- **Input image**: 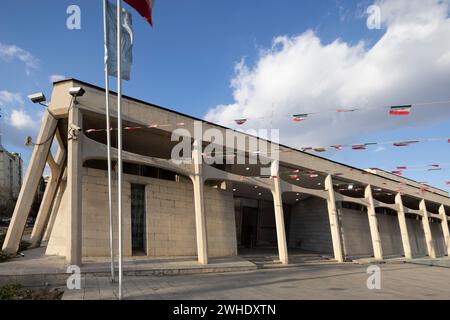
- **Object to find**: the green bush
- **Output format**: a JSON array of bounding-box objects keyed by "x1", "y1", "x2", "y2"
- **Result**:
[
  {"x1": 0, "y1": 251, "x2": 9, "y2": 263},
  {"x1": 0, "y1": 284, "x2": 63, "y2": 300},
  {"x1": 0, "y1": 284, "x2": 33, "y2": 300}
]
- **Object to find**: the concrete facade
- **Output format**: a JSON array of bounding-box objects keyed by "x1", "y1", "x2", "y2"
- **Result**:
[
  {"x1": 3, "y1": 79, "x2": 450, "y2": 267},
  {"x1": 46, "y1": 167, "x2": 236, "y2": 258}
]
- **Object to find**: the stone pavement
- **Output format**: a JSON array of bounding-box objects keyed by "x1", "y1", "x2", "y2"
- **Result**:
[
  {"x1": 0, "y1": 247, "x2": 257, "y2": 287},
  {"x1": 62, "y1": 262, "x2": 450, "y2": 300}
]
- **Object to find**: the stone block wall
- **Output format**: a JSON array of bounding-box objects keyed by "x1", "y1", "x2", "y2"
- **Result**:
[
  {"x1": 339, "y1": 208, "x2": 374, "y2": 259},
  {"x1": 376, "y1": 213, "x2": 404, "y2": 258},
  {"x1": 46, "y1": 167, "x2": 237, "y2": 258},
  {"x1": 288, "y1": 197, "x2": 333, "y2": 254}
]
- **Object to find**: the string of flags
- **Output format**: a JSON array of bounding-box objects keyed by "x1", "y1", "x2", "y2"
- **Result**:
[
  {"x1": 228, "y1": 100, "x2": 450, "y2": 126},
  {"x1": 298, "y1": 137, "x2": 449, "y2": 153}
]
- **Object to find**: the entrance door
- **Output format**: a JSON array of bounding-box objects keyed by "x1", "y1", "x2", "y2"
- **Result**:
[
  {"x1": 131, "y1": 184, "x2": 146, "y2": 254},
  {"x1": 241, "y1": 207, "x2": 258, "y2": 248}
]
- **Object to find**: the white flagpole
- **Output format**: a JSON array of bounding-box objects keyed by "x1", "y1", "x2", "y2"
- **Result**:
[
  {"x1": 116, "y1": 0, "x2": 124, "y2": 300},
  {"x1": 103, "y1": 0, "x2": 115, "y2": 284}
]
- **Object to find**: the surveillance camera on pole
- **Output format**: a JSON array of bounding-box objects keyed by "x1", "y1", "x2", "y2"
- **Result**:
[
  {"x1": 28, "y1": 92, "x2": 47, "y2": 105},
  {"x1": 69, "y1": 87, "x2": 85, "y2": 97}
]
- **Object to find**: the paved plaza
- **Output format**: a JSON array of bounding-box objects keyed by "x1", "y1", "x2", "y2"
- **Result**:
[{"x1": 62, "y1": 262, "x2": 450, "y2": 300}]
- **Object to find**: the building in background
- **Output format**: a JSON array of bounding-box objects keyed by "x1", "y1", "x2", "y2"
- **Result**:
[{"x1": 0, "y1": 138, "x2": 23, "y2": 218}]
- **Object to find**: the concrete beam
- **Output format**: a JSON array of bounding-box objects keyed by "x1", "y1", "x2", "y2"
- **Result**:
[
  {"x1": 365, "y1": 186, "x2": 383, "y2": 260},
  {"x1": 325, "y1": 175, "x2": 344, "y2": 262},
  {"x1": 439, "y1": 205, "x2": 450, "y2": 256},
  {"x1": 334, "y1": 194, "x2": 369, "y2": 207},
  {"x1": 395, "y1": 194, "x2": 413, "y2": 259},
  {"x1": 271, "y1": 161, "x2": 289, "y2": 265},
  {"x1": 66, "y1": 107, "x2": 83, "y2": 265},
  {"x1": 280, "y1": 180, "x2": 329, "y2": 200},
  {"x1": 30, "y1": 147, "x2": 66, "y2": 247},
  {"x1": 419, "y1": 200, "x2": 436, "y2": 258},
  {"x1": 191, "y1": 139, "x2": 208, "y2": 265},
  {"x1": 2, "y1": 111, "x2": 58, "y2": 254}
]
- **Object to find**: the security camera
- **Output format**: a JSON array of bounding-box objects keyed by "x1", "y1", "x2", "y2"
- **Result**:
[
  {"x1": 25, "y1": 136, "x2": 33, "y2": 146},
  {"x1": 69, "y1": 87, "x2": 85, "y2": 97},
  {"x1": 69, "y1": 124, "x2": 81, "y2": 132},
  {"x1": 28, "y1": 92, "x2": 46, "y2": 104}
]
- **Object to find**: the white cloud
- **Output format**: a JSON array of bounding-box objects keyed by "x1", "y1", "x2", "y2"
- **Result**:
[
  {"x1": 10, "y1": 109, "x2": 37, "y2": 130},
  {"x1": 49, "y1": 74, "x2": 66, "y2": 83},
  {"x1": 205, "y1": 0, "x2": 450, "y2": 149},
  {"x1": 0, "y1": 43, "x2": 39, "y2": 75},
  {"x1": 0, "y1": 90, "x2": 23, "y2": 106}
]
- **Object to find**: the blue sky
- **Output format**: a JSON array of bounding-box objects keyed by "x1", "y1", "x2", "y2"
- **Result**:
[{"x1": 0, "y1": 0, "x2": 449, "y2": 191}]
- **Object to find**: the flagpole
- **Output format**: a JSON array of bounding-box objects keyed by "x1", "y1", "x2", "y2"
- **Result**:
[
  {"x1": 103, "y1": 0, "x2": 115, "y2": 284},
  {"x1": 117, "y1": 0, "x2": 124, "y2": 300}
]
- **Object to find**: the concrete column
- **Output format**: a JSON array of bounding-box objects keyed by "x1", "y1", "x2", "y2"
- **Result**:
[
  {"x1": 271, "y1": 160, "x2": 289, "y2": 265},
  {"x1": 42, "y1": 176, "x2": 66, "y2": 242},
  {"x1": 2, "y1": 111, "x2": 58, "y2": 254},
  {"x1": 325, "y1": 175, "x2": 344, "y2": 262},
  {"x1": 419, "y1": 200, "x2": 436, "y2": 258},
  {"x1": 395, "y1": 194, "x2": 412, "y2": 259},
  {"x1": 66, "y1": 107, "x2": 83, "y2": 265},
  {"x1": 191, "y1": 139, "x2": 208, "y2": 265},
  {"x1": 365, "y1": 185, "x2": 383, "y2": 260},
  {"x1": 438, "y1": 205, "x2": 450, "y2": 256},
  {"x1": 30, "y1": 148, "x2": 66, "y2": 247}
]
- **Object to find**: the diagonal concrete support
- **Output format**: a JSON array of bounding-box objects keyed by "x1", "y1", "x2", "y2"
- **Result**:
[
  {"x1": 2, "y1": 111, "x2": 58, "y2": 254},
  {"x1": 438, "y1": 205, "x2": 450, "y2": 256},
  {"x1": 325, "y1": 175, "x2": 344, "y2": 262},
  {"x1": 271, "y1": 161, "x2": 289, "y2": 265},
  {"x1": 365, "y1": 185, "x2": 383, "y2": 260},
  {"x1": 66, "y1": 106, "x2": 83, "y2": 265},
  {"x1": 30, "y1": 147, "x2": 66, "y2": 247},
  {"x1": 42, "y1": 172, "x2": 66, "y2": 243},
  {"x1": 419, "y1": 200, "x2": 436, "y2": 258},
  {"x1": 395, "y1": 194, "x2": 413, "y2": 259},
  {"x1": 191, "y1": 139, "x2": 208, "y2": 265}
]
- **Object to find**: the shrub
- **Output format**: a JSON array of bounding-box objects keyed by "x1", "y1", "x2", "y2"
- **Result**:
[
  {"x1": 0, "y1": 251, "x2": 9, "y2": 263},
  {"x1": 0, "y1": 284, "x2": 33, "y2": 300}
]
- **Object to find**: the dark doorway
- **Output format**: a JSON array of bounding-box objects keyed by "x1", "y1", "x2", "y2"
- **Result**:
[
  {"x1": 131, "y1": 184, "x2": 146, "y2": 255},
  {"x1": 241, "y1": 207, "x2": 258, "y2": 248}
]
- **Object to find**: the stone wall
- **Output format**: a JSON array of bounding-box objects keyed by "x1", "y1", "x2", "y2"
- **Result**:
[
  {"x1": 46, "y1": 167, "x2": 237, "y2": 258},
  {"x1": 288, "y1": 197, "x2": 333, "y2": 254},
  {"x1": 406, "y1": 216, "x2": 427, "y2": 258},
  {"x1": 376, "y1": 213, "x2": 404, "y2": 258},
  {"x1": 430, "y1": 220, "x2": 446, "y2": 257},
  {"x1": 339, "y1": 208, "x2": 374, "y2": 259}
]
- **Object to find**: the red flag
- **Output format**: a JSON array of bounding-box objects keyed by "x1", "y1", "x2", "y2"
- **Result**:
[
  {"x1": 352, "y1": 145, "x2": 366, "y2": 150},
  {"x1": 234, "y1": 119, "x2": 247, "y2": 125},
  {"x1": 289, "y1": 175, "x2": 298, "y2": 181},
  {"x1": 396, "y1": 166, "x2": 407, "y2": 170},
  {"x1": 393, "y1": 140, "x2": 419, "y2": 147},
  {"x1": 389, "y1": 105, "x2": 411, "y2": 116},
  {"x1": 446, "y1": 181, "x2": 450, "y2": 185},
  {"x1": 392, "y1": 171, "x2": 403, "y2": 175},
  {"x1": 331, "y1": 145, "x2": 343, "y2": 151},
  {"x1": 124, "y1": 0, "x2": 153, "y2": 26}
]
